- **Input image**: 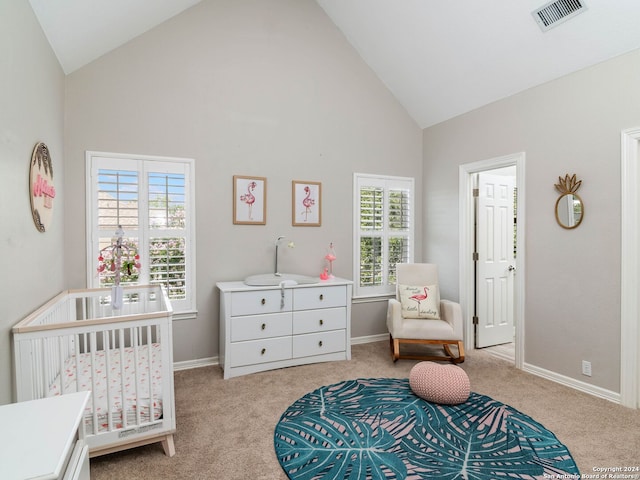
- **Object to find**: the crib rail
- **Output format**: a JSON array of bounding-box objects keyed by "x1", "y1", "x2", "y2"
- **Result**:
[
  {"x1": 12, "y1": 285, "x2": 172, "y2": 333},
  {"x1": 12, "y1": 285, "x2": 175, "y2": 456}
]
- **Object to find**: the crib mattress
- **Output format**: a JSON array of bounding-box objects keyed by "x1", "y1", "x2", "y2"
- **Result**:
[{"x1": 47, "y1": 343, "x2": 164, "y2": 432}]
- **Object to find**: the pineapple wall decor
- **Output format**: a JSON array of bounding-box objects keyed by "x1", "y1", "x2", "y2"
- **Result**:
[{"x1": 554, "y1": 174, "x2": 584, "y2": 229}]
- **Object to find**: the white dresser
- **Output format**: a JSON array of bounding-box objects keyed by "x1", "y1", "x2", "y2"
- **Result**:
[
  {"x1": 217, "y1": 278, "x2": 353, "y2": 379},
  {"x1": 0, "y1": 391, "x2": 90, "y2": 480}
]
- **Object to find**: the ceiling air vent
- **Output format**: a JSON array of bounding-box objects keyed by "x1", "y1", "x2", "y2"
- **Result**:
[{"x1": 532, "y1": 0, "x2": 587, "y2": 32}]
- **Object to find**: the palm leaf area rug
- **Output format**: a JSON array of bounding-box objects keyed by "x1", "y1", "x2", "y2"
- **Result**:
[{"x1": 274, "y1": 378, "x2": 579, "y2": 480}]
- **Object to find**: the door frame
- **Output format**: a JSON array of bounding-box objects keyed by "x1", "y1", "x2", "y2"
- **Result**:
[
  {"x1": 620, "y1": 127, "x2": 640, "y2": 409},
  {"x1": 459, "y1": 153, "x2": 526, "y2": 369}
]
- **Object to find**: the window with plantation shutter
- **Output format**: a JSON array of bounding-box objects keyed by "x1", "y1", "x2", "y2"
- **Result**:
[
  {"x1": 87, "y1": 152, "x2": 196, "y2": 313},
  {"x1": 353, "y1": 174, "x2": 414, "y2": 297}
]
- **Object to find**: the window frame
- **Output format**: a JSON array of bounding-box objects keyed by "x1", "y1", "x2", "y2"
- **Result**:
[
  {"x1": 85, "y1": 151, "x2": 196, "y2": 313},
  {"x1": 353, "y1": 173, "x2": 415, "y2": 298}
]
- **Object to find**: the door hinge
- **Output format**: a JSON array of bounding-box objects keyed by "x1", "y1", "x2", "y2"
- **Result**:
[
  {"x1": 473, "y1": 188, "x2": 479, "y2": 197},
  {"x1": 472, "y1": 252, "x2": 479, "y2": 261},
  {"x1": 473, "y1": 316, "x2": 479, "y2": 325}
]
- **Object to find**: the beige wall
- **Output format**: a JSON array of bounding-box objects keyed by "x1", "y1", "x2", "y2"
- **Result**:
[
  {"x1": 0, "y1": 2, "x2": 65, "y2": 404},
  {"x1": 64, "y1": 0, "x2": 423, "y2": 363},
  {"x1": 423, "y1": 48, "x2": 640, "y2": 393},
  {"x1": 12, "y1": 0, "x2": 631, "y2": 402}
]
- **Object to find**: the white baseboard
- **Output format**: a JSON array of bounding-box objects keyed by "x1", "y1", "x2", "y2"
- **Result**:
[
  {"x1": 172, "y1": 340, "x2": 621, "y2": 407},
  {"x1": 523, "y1": 362, "x2": 621, "y2": 405},
  {"x1": 351, "y1": 333, "x2": 388, "y2": 345},
  {"x1": 173, "y1": 356, "x2": 218, "y2": 371}
]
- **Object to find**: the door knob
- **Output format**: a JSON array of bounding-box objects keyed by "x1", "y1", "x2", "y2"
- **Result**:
[{"x1": 508, "y1": 265, "x2": 516, "y2": 272}]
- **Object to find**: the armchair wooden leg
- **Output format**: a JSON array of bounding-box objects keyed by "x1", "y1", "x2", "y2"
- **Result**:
[
  {"x1": 390, "y1": 335, "x2": 400, "y2": 362},
  {"x1": 456, "y1": 341, "x2": 465, "y2": 363},
  {"x1": 443, "y1": 341, "x2": 465, "y2": 364}
]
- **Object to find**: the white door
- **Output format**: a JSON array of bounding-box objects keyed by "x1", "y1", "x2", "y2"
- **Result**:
[{"x1": 476, "y1": 172, "x2": 516, "y2": 348}]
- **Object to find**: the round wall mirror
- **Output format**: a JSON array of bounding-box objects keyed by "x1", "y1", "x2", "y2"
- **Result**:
[
  {"x1": 555, "y1": 193, "x2": 583, "y2": 229},
  {"x1": 554, "y1": 174, "x2": 584, "y2": 230}
]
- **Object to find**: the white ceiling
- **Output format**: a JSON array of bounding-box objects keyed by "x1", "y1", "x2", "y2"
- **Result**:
[
  {"x1": 28, "y1": 0, "x2": 203, "y2": 74},
  {"x1": 30, "y1": 0, "x2": 640, "y2": 128}
]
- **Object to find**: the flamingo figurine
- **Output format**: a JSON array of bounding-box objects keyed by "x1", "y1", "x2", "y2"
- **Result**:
[
  {"x1": 324, "y1": 242, "x2": 336, "y2": 278},
  {"x1": 319, "y1": 268, "x2": 330, "y2": 281},
  {"x1": 301, "y1": 185, "x2": 315, "y2": 221},
  {"x1": 409, "y1": 286, "x2": 429, "y2": 305},
  {"x1": 240, "y1": 181, "x2": 257, "y2": 220}
]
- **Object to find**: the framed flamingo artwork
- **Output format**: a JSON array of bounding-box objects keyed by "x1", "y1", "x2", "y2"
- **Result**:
[
  {"x1": 233, "y1": 175, "x2": 266, "y2": 225},
  {"x1": 292, "y1": 180, "x2": 321, "y2": 227}
]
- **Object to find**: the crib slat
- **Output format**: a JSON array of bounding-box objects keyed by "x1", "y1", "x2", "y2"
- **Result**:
[
  {"x1": 132, "y1": 327, "x2": 141, "y2": 426},
  {"x1": 40, "y1": 338, "x2": 47, "y2": 399},
  {"x1": 90, "y1": 331, "x2": 99, "y2": 435},
  {"x1": 58, "y1": 336, "x2": 65, "y2": 395},
  {"x1": 82, "y1": 296, "x2": 87, "y2": 320},
  {"x1": 74, "y1": 334, "x2": 81, "y2": 395},
  {"x1": 103, "y1": 330, "x2": 113, "y2": 432},
  {"x1": 119, "y1": 328, "x2": 127, "y2": 429},
  {"x1": 34, "y1": 339, "x2": 42, "y2": 398},
  {"x1": 146, "y1": 325, "x2": 154, "y2": 422}
]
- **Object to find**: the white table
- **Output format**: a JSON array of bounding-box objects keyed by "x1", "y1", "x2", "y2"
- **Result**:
[{"x1": 0, "y1": 391, "x2": 90, "y2": 480}]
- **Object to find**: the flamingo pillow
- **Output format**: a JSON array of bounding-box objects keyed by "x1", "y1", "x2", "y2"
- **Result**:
[{"x1": 398, "y1": 284, "x2": 440, "y2": 319}]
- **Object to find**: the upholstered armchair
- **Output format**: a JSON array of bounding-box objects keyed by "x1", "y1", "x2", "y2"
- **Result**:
[{"x1": 387, "y1": 263, "x2": 465, "y2": 363}]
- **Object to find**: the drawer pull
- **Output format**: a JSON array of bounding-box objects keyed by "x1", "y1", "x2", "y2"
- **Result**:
[
  {"x1": 319, "y1": 319, "x2": 324, "y2": 326},
  {"x1": 261, "y1": 298, "x2": 266, "y2": 305},
  {"x1": 319, "y1": 294, "x2": 324, "y2": 301},
  {"x1": 318, "y1": 341, "x2": 323, "y2": 347},
  {"x1": 261, "y1": 323, "x2": 266, "y2": 330},
  {"x1": 261, "y1": 348, "x2": 266, "y2": 355}
]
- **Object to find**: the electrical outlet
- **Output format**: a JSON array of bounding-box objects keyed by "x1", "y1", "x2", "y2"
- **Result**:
[{"x1": 582, "y1": 360, "x2": 592, "y2": 377}]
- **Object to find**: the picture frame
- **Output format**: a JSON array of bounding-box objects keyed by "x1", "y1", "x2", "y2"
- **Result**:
[
  {"x1": 292, "y1": 180, "x2": 321, "y2": 226},
  {"x1": 233, "y1": 175, "x2": 266, "y2": 225}
]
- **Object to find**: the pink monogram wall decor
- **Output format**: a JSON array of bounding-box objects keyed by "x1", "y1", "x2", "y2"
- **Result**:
[{"x1": 29, "y1": 142, "x2": 55, "y2": 232}]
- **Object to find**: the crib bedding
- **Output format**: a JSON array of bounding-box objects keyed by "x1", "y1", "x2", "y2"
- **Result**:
[{"x1": 47, "y1": 343, "x2": 164, "y2": 432}]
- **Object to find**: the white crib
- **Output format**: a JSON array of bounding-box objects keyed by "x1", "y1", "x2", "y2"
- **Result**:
[{"x1": 12, "y1": 285, "x2": 176, "y2": 458}]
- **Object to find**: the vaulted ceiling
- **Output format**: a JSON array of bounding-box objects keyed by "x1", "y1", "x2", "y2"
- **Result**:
[{"x1": 30, "y1": 0, "x2": 640, "y2": 128}]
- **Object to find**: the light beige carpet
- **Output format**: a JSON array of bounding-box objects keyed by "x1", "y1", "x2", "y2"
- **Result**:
[{"x1": 90, "y1": 341, "x2": 640, "y2": 479}]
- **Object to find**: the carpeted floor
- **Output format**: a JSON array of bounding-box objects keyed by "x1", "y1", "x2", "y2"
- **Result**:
[{"x1": 90, "y1": 341, "x2": 640, "y2": 479}]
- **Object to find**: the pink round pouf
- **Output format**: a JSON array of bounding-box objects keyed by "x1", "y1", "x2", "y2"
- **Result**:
[{"x1": 409, "y1": 361, "x2": 470, "y2": 405}]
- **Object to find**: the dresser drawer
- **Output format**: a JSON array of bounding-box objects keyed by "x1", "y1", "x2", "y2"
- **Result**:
[
  {"x1": 293, "y1": 330, "x2": 346, "y2": 358},
  {"x1": 231, "y1": 312, "x2": 292, "y2": 342},
  {"x1": 293, "y1": 285, "x2": 346, "y2": 310},
  {"x1": 292, "y1": 307, "x2": 346, "y2": 335},
  {"x1": 228, "y1": 336, "x2": 292, "y2": 367},
  {"x1": 231, "y1": 289, "x2": 292, "y2": 316}
]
